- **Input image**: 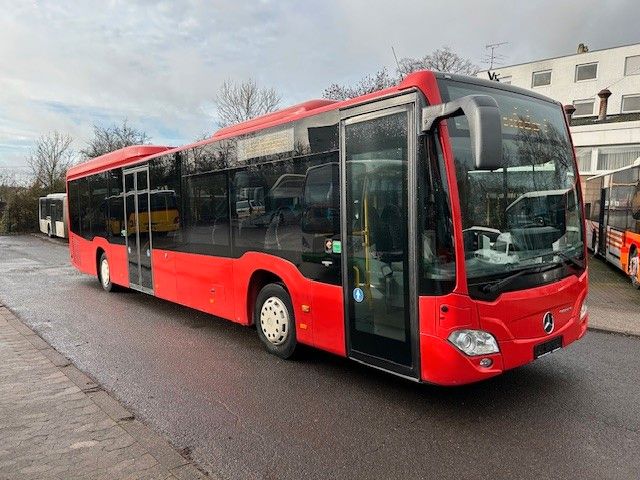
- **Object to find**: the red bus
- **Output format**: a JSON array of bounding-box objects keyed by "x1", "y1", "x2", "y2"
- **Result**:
[
  {"x1": 66, "y1": 71, "x2": 588, "y2": 385},
  {"x1": 584, "y1": 161, "x2": 640, "y2": 287}
]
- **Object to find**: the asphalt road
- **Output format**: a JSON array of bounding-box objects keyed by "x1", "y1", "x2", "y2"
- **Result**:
[{"x1": 1, "y1": 235, "x2": 639, "y2": 480}]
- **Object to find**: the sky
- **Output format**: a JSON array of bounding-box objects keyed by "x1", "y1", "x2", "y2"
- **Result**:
[{"x1": 1, "y1": 0, "x2": 638, "y2": 180}]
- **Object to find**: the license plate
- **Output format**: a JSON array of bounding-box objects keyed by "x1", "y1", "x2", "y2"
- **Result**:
[{"x1": 534, "y1": 336, "x2": 563, "y2": 359}]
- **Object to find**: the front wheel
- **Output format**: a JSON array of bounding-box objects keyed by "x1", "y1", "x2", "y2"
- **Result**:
[
  {"x1": 255, "y1": 283, "x2": 297, "y2": 359},
  {"x1": 98, "y1": 252, "x2": 115, "y2": 292}
]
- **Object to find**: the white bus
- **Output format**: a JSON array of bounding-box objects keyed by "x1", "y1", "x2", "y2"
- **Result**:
[{"x1": 38, "y1": 193, "x2": 68, "y2": 238}]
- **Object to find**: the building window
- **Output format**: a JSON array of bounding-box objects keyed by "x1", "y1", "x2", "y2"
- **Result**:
[
  {"x1": 575, "y1": 62, "x2": 598, "y2": 81},
  {"x1": 575, "y1": 147, "x2": 593, "y2": 173},
  {"x1": 499, "y1": 75, "x2": 512, "y2": 85},
  {"x1": 621, "y1": 94, "x2": 640, "y2": 113},
  {"x1": 624, "y1": 55, "x2": 640, "y2": 76},
  {"x1": 573, "y1": 99, "x2": 595, "y2": 117},
  {"x1": 597, "y1": 145, "x2": 640, "y2": 171},
  {"x1": 531, "y1": 70, "x2": 551, "y2": 87}
]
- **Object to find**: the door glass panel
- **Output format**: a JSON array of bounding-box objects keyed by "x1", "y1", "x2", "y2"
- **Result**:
[
  {"x1": 345, "y1": 110, "x2": 412, "y2": 367},
  {"x1": 137, "y1": 170, "x2": 148, "y2": 189},
  {"x1": 125, "y1": 169, "x2": 154, "y2": 290},
  {"x1": 50, "y1": 204, "x2": 57, "y2": 236},
  {"x1": 125, "y1": 173, "x2": 135, "y2": 193},
  {"x1": 125, "y1": 173, "x2": 139, "y2": 286},
  {"x1": 138, "y1": 190, "x2": 153, "y2": 289}
]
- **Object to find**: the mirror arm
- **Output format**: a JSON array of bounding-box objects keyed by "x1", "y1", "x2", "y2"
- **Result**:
[
  {"x1": 422, "y1": 103, "x2": 463, "y2": 132},
  {"x1": 421, "y1": 94, "x2": 503, "y2": 170}
]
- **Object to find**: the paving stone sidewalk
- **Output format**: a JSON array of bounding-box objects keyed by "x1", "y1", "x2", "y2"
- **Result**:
[{"x1": 0, "y1": 304, "x2": 206, "y2": 480}]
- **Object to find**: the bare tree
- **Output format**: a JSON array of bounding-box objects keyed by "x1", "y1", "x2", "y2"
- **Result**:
[
  {"x1": 81, "y1": 120, "x2": 150, "y2": 159},
  {"x1": 322, "y1": 47, "x2": 478, "y2": 100},
  {"x1": 322, "y1": 68, "x2": 396, "y2": 100},
  {"x1": 215, "y1": 78, "x2": 281, "y2": 128},
  {"x1": 397, "y1": 47, "x2": 479, "y2": 78},
  {"x1": 0, "y1": 171, "x2": 15, "y2": 189},
  {"x1": 28, "y1": 131, "x2": 74, "y2": 192}
]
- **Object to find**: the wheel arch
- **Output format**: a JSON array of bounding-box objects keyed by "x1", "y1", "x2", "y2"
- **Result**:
[
  {"x1": 246, "y1": 269, "x2": 287, "y2": 326},
  {"x1": 95, "y1": 246, "x2": 106, "y2": 277}
]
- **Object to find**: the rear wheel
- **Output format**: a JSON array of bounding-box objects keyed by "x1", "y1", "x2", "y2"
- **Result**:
[
  {"x1": 255, "y1": 283, "x2": 297, "y2": 359},
  {"x1": 98, "y1": 252, "x2": 115, "y2": 292},
  {"x1": 629, "y1": 248, "x2": 640, "y2": 289}
]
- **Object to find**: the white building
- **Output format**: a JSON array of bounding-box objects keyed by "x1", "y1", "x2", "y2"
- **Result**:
[{"x1": 478, "y1": 42, "x2": 640, "y2": 177}]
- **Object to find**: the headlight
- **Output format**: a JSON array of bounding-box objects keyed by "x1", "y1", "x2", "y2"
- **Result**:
[
  {"x1": 448, "y1": 330, "x2": 499, "y2": 356},
  {"x1": 580, "y1": 301, "x2": 588, "y2": 321}
]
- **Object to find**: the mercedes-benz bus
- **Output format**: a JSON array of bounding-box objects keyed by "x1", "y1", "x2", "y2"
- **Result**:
[{"x1": 66, "y1": 71, "x2": 588, "y2": 385}]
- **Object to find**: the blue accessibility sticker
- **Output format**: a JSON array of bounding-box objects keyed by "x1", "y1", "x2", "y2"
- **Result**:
[{"x1": 353, "y1": 287, "x2": 364, "y2": 303}]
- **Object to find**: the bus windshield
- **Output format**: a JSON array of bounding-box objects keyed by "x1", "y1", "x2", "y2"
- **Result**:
[{"x1": 438, "y1": 79, "x2": 584, "y2": 293}]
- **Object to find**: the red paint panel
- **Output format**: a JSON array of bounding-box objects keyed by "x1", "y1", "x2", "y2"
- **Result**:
[
  {"x1": 309, "y1": 282, "x2": 346, "y2": 356},
  {"x1": 500, "y1": 316, "x2": 588, "y2": 371},
  {"x1": 476, "y1": 271, "x2": 587, "y2": 341},
  {"x1": 152, "y1": 249, "x2": 177, "y2": 302},
  {"x1": 171, "y1": 251, "x2": 235, "y2": 322},
  {"x1": 68, "y1": 234, "x2": 127, "y2": 287},
  {"x1": 107, "y1": 244, "x2": 128, "y2": 287},
  {"x1": 620, "y1": 231, "x2": 640, "y2": 275}
]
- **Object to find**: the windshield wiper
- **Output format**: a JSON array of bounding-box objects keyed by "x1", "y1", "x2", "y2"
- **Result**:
[
  {"x1": 480, "y1": 262, "x2": 562, "y2": 294},
  {"x1": 553, "y1": 250, "x2": 584, "y2": 269}
]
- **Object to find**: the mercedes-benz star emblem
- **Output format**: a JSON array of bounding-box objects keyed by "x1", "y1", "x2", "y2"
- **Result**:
[{"x1": 543, "y1": 312, "x2": 554, "y2": 334}]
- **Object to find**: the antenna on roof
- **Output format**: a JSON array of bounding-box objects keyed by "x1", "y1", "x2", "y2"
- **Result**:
[
  {"x1": 391, "y1": 46, "x2": 401, "y2": 72},
  {"x1": 483, "y1": 42, "x2": 508, "y2": 69}
]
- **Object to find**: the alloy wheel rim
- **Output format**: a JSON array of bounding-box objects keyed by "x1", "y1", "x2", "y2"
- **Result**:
[{"x1": 260, "y1": 297, "x2": 289, "y2": 345}]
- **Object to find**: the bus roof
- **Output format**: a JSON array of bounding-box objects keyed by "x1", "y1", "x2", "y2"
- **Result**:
[
  {"x1": 66, "y1": 145, "x2": 171, "y2": 181},
  {"x1": 65, "y1": 70, "x2": 564, "y2": 181},
  {"x1": 41, "y1": 193, "x2": 66, "y2": 200}
]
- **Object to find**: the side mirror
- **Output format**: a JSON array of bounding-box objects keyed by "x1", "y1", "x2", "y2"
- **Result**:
[{"x1": 422, "y1": 94, "x2": 503, "y2": 170}]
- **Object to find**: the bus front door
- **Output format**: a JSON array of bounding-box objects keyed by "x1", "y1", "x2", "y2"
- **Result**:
[
  {"x1": 49, "y1": 203, "x2": 57, "y2": 237},
  {"x1": 597, "y1": 187, "x2": 608, "y2": 255},
  {"x1": 124, "y1": 167, "x2": 154, "y2": 292},
  {"x1": 341, "y1": 99, "x2": 419, "y2": 379}
]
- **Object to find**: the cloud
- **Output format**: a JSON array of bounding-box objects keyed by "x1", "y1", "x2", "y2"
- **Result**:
[{"x1": 0, "y1": 0, "x2": 638, "y2": 177}]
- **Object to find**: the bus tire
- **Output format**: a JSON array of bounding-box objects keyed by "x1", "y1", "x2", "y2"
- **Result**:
[
  {"x1": 47, "y1": 225, "x2": 52, "y2": 238},
  {"x1": 629, "y1": 248, "x2": 640, "y2": 289},
  {"x1": 255, "y1": 283, "x2": 297, "y2": 359},
  {"x1": 98, "y1": 252, "x2": 115, "y2": 292}
]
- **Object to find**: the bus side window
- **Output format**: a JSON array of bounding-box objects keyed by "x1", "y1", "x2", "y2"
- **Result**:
[{"x1": 302, "y1": 162, "x2": 340, "y2": 236}]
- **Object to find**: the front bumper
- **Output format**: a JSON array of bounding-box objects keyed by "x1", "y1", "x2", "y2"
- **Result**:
[{"x1": 420, "y1": 313, "x2": 588, "y2": 386}]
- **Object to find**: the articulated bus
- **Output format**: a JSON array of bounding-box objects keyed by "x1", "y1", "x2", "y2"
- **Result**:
[
  {"x1": 66, "y1": 71, "x2": 588, "y2": 385},
  {"x1": 584, "y1": 160, "x2": 640, "y2": 287},
  {"x1": 39, "y1": 193, "x2": 68, "y2": 238}
]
